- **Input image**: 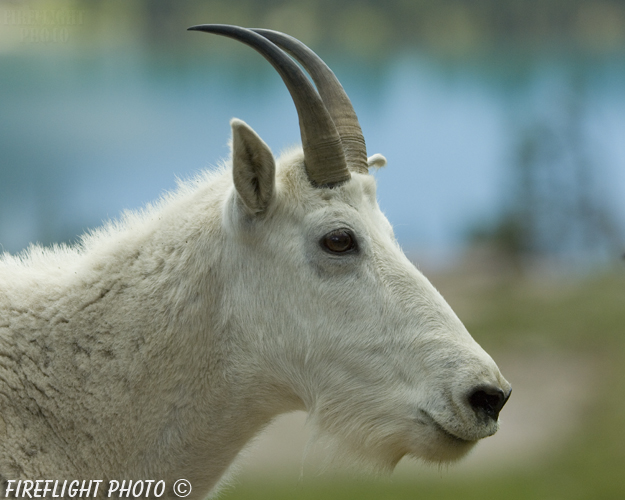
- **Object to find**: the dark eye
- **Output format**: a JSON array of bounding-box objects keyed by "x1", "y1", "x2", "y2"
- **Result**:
[{"x1": 321, "y1": 229, "x2": 357, "y2": 254}]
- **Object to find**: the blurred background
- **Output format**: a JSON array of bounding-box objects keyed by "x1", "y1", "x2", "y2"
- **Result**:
[{"x1": 1, "y1": 0, "x2": 624, "y2": 498}]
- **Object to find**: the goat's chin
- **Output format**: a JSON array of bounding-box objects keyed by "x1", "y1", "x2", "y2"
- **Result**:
[
  {"x1": 408, "y1": 428, "x2": 478, "y2": 464},
  {"x1": 304, "y1": 430, "x2": 476, "y2": 477},
  {"x1": 301, "y1": 433, "x2": 477, "y2": 481},
  {"x1": 303, "y1": 415, "x2": 478, "y2": 477},
  {"x1": 302, "y1": 424, "x2": 405, "y2": 477}
]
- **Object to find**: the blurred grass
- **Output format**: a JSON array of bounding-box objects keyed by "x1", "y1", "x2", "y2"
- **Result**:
[{"x1": 218, "y1": 265, "x2": 625, "y2": 499}]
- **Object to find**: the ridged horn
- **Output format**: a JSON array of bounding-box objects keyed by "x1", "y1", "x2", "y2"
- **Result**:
[
  {"x1": 252, "y1": 28, "x2": 368, "y2": 174},
  {"x1": 188, "y1": 24, "x2": 350, "y2": 187}
]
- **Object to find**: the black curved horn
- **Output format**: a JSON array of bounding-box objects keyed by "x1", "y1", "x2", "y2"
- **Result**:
[
  {"x1": 252, "y1": 28, "x2": 368, "y2": 174},
  {"x1": 188, "y1": 24, "x2": 351, "y2": 187}
]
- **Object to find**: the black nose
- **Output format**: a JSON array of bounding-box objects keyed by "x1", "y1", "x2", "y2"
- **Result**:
[{"x1": 468, "y1": 385, "x2": 511, "y2": 421}]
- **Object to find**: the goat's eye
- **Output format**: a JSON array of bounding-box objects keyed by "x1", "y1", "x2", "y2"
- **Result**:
[{"x1": 321, "y1": 229, "x2": 357, "y2": 254}]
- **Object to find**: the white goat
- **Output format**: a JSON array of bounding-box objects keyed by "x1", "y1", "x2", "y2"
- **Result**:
[{"x1": 0, "y1": 25, "x2": 511, "y2": 499}]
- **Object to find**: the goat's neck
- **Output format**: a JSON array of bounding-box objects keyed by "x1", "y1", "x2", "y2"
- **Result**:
[
  {"x1": 95, "y1": 210, "x2": 300, "y2": 495},
  {"x1": 0, "y1": 189, "x2": 300, "y2": 498}
]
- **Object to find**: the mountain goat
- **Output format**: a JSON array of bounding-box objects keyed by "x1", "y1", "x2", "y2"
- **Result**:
[{"x1": 0, "y1": 25, "x2": 511, "y2": 499}]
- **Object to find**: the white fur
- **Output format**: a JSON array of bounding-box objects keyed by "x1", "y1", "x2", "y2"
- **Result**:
[{"x1": 0, "y1": 119, "x2": 509, "y2": 499}]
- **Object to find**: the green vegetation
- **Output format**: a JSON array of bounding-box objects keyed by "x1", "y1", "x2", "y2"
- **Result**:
[
  {"x1": 461, "y1": 269, "x2": 625, "y2": 350},
  {"x1": 219, "y1": 267, "x2": 625, "y2": 499},
  {"x1": 4, "y1": 0, "x2": 625, "y2": 57}
]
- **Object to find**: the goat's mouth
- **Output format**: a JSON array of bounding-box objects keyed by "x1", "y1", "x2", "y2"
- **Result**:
[{"x1": 417, "y1": 410, "x2": 474, "y2": 445}]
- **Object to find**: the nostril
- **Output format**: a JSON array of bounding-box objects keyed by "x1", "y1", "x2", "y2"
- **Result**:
[{"x1": 468, "y1": 385, "x2": 510, "y2": 421}]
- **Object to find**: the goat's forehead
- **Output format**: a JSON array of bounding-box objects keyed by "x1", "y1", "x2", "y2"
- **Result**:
[{"x1": 275, "y1": 150, "x2": 378, "y2": 212}]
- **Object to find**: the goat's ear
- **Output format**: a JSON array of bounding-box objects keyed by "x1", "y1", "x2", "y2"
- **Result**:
[
  {"x1": 367, "y1": 153, "x2": 387, "y2": 169},
  {"x1": 231, "y1": 118, "x2": 275, "y2": 215}
]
